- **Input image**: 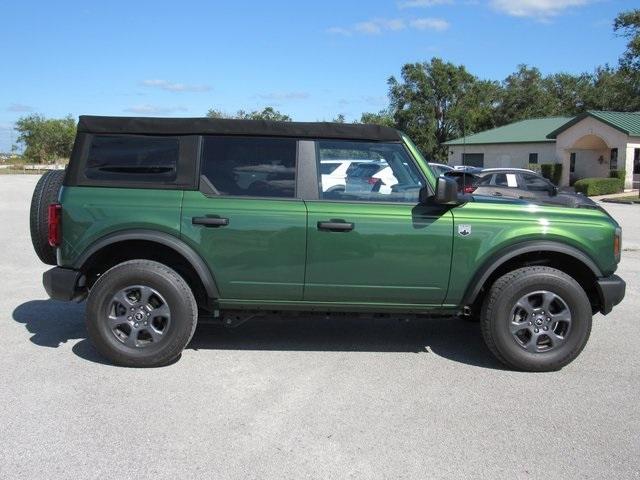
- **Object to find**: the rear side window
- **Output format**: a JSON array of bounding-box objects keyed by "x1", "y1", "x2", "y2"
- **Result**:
[
  {"x1": 85, "y1": 135, "x2": 179, "y2": 182},
  {"x1": 201, "y1": 136, "x2": 297, "y2": 198}
]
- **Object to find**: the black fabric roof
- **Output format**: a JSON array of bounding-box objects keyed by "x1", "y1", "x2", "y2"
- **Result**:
[{"x1": 77, "y1": 116, "x2": 402, "y2": 142}]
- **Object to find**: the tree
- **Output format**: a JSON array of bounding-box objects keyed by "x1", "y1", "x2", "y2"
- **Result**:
[
  {"x1": 496, "y1": 65, "x2": 556, "y2": 124},
  {"x1": 359, "y1": 110, "x2": 395, "y2": 127},
  {"x1": 542, "y1": 72, "x2": 593, "y2": 116},
  {"x1": 14, "y1": 114, "x2": 76, "y2": 164},
  {"x1": 388, "y1": 58, "x2": 499, "y2": 161},
  {"x1": 332, "y1": 114, "x2": 346, "y2": 123},
  {"x1": 206, "y1": 106, "x2": 292, "y2": 121},
  {"x1": 614, "y1": 9, "x2": 640, "y2": 71}
]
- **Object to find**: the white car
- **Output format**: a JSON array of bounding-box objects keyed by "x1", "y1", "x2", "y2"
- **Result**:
[{"x1": 320, "y1": 159, "x2": 377, "y2": 193}]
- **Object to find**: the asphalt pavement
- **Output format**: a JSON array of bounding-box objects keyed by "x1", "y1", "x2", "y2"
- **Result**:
[{"x1": 0, "y1": 175, "x2": 638, "y2": 479}]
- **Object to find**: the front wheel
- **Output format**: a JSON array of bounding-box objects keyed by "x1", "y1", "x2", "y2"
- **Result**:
[
  {"x1": 86, "y1": 260, "x2": 198, "y2": 367},
  {"x1": 481, "y1": 266, "x2": 592, "y2": 372}
]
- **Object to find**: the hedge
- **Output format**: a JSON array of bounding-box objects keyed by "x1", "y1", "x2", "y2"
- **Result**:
[
  {"x1": 574, "y1": 177, "x2": 624, "y2": 196},
  {"x1": 609, "y1": 170, "x2": 626, "y2": 182},
  {"x1": 527, "y1": 163, "x2": 541, "y2": 173},
  {"x1": 540, "y1": 163, "x2": 563, "y2": 185}
]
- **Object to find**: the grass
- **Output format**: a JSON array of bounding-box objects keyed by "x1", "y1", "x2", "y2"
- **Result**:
[{"x1": 602, "y1": 194, "x2": 640, "y2": 204}]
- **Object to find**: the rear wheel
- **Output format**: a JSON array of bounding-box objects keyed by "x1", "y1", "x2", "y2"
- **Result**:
[
  {"x1": 86, "y1": 260, "x2": 198, "y2": 367},
  {"x1": 481, "y1": 266, "x2": 592, "y2": 372},
  {"x1": 30, "y1": 170, "x2": 65, "y2": 265}
]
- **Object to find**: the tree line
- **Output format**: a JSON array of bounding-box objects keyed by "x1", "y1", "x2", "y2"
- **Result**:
[{"x1": 12, "y1": 9, "x2": 639, "y2": 164}]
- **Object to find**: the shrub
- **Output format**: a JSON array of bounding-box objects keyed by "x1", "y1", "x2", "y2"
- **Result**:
[
  {"x1": 527, "y1": 163, "x2": 541, "y2": 173},
  {"x1": 609, "y1": 170, "x2": 626, "y2": 182},
  {"x1": 540, "y1": 163, "x2": 563, "y2": 185},
  {"x1": 574, "y1": 177, "x2": 624, "y2": 196}
]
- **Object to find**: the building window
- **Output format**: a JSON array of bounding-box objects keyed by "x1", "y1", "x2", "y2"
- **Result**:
[
  {"x1": 528, "y1": 153, "x2": 538, "y2": 164},
  {"x1": 570, "y1": 152, "x2": 576, "y2": 173},
  {"x1": 634, "y1": 148, "x2": 640, "y2": 175},
  {"x1": 610, "y1": 148, "x2": 618, "y2": 170},
  {"x1": 462, "y1": 153, "x2": 484, "y2": 168}
]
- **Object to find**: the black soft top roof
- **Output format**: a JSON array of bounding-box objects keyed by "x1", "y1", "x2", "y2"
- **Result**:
[{"x1": 77, "y1": 115, "x2": 402, "y2": 142}]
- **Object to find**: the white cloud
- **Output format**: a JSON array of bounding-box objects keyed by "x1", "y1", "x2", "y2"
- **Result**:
[
  {"x1": 256, "y1": 92, "x2": 310, "y2": 101},
  {"x1": 490, "y1": 0, "x2": 592, "y2": 19},
  {"x1": 141, "y1": 79, "x2": 211, "y2": 93},
  {"x1": 328, "y1": 16, "x2": 449, "y2": 36},
  {"x1": 398, "y1": 0, "x2": 453, "y2": 8},
  {"x1": 124, "y1": 104, "x2": 189, "y2": 114},
  {"x1": 410, "y1": 17, "x2": 450, "y2": 31},
  {"x1": 7, "y1": 103, "x2": 34, "y2": 112}
]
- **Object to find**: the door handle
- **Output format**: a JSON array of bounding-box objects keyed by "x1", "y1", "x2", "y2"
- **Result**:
[
  {"x1": 192, "y1": 216, "x2": 229, "y2": 227},
  {"x1": 317, "y1": 221, "x2": 354, "y2": 232},
  {"x1": 493, "y1": 191, "x2": 503, "y2": 197}
]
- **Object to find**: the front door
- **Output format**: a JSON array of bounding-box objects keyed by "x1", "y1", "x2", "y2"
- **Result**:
[
  {"x1": 181, "y1": 136, "x2": 307, "y2": 301},
  {"x1": 304, "y1": 140, "x2": 453, "y2": 306}
]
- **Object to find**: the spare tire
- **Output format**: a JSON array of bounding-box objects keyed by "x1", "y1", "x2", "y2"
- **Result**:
[{"x1": 30, "y1": 170, "x2": 66, "y2": 265}]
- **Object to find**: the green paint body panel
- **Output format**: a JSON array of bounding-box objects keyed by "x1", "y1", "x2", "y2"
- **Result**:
[
  {"x1": 57, "y1": 136, "x2": 621, "y2": 313},
  {"x1": 304, "y1": 201, "x2": 453, "y2": 304},
  {"x1": 59, "y1": 186, "x2": 183, "y2": 266},
  {"x1": 180, "y1": 192, "x2": 307, "y2": 301}
]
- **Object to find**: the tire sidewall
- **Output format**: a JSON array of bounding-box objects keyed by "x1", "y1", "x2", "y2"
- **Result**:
[
  {"x1": 86, "y1": 262, "x2": 195, "y2": 366},
  {"x1": 489, "y1": 271, "x2": 592, "y2": 369}
]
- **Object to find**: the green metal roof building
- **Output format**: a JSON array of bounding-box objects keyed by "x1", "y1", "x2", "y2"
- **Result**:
[{"x1": 444, "y1": 111, "x2": 640, "y2": 189}]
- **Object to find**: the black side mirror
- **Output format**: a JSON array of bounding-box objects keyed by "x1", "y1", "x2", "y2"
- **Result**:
[
  {"x1": 434, "y1": 176, "x2": 460, "y2": 205},
  {"x1": 549, "y1": 185, "x2": 558, "y2": 196}
]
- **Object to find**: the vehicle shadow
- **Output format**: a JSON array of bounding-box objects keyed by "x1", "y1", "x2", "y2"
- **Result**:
[{"x1": 12, "y1": 299, "x2": 503, "y2": 370}]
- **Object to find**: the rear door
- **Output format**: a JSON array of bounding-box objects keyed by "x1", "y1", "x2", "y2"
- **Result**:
[
  {"x1": 303, "y1": 140, "x2": 453, "y2": 306},
  {"x1": 181, "y1": 136, "x2": 307, "y2": 301}
]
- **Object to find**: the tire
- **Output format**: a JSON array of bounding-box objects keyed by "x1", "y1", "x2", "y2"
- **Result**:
[
  {"x1": 481, "y1": 266, "x2": 592, "y2": 372},
  {"x1": 85, "y1": 260, "x2": 198, "y2": 367},
  {"x1": 30, "y1": 170, "x2": 65, "y2": 265}
]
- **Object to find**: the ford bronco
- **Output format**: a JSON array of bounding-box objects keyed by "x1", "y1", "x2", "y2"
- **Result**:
[{"x1": 30, "y1": 116, "x2": 625, "y2": 370}]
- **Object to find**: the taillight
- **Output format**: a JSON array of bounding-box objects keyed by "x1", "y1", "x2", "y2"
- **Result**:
[
  {"x1": 48, "y1": 203, "x2": 62, "y2": 247},
  {"x1": 464, "y1": 185, "x2": 477, "y2": 194}
]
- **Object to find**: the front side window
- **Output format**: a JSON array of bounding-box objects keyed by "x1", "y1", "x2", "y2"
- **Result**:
[
  {"x1": 86, "y1": 135, "x2": 179, "y2": 182},
  {"x1": 200, "y1": 136, "x2": 297, "y2": 198},
  {"x1": 317, "y1": 141, "x2": 424, "y2": 203}
]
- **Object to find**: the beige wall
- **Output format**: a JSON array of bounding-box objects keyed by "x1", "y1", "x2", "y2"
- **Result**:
[
  {"x1": 555, "y1": 116, "x2": 633, "y2": 189},
  {"x1": 447, "y1": 142, "x2": 557, "y2": 169}
]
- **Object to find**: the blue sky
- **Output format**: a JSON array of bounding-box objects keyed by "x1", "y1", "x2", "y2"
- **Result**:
[{"x1": 0, "y1": 0, "x2": 635, "y2": 152}]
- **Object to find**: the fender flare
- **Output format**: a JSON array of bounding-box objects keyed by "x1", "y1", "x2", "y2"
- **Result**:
[
  {"x1": 74, "y1": 229, "x2": 220, "y2": 299},
  {"x1": 462, "y1": 240, "x2": 603, "y2": 305}
]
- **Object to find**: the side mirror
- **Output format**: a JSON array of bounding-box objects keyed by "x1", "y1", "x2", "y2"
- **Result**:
[
  {"x1": 434, "y1": 176, "x2": 460, "y2": 205},
  {"x1": 549, "y1": 185, "x2": 558, "y2": 196}
]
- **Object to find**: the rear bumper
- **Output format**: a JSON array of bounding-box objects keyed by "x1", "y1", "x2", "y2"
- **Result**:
[
  {"x1": 596, "y1": 275, "x2": 626, "y2": 315},
  {"x1": 43, "y1": 267, "x2": 86, "y2": 302}
]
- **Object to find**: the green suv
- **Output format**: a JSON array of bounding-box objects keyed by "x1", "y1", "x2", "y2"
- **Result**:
[{"x1": 30, "y1": 116, "x2": 625, "y2": 370}]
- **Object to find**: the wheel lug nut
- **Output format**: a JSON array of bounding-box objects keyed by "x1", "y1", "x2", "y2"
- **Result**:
[
  {"x1": 543, "y1": 326, "x2": 548, "y2": 331},
  {"x1": 528, "y1": 322, "x2": 532, "y2": 325},
  {"x1": 546, "y1": 317, "x2": 551, "y2": 322},
  {"x1": 127, "y1": 316, "x2": 132, "y2": 320},
  {"x1": 534, "y1": 328, "x2": 539, "y2": 333},
  {"x1": 134, "y1": 322, "x2": 139, "y2": 327}
]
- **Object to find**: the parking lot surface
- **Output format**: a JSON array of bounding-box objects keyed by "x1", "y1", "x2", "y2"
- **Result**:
[{"x1": 0, "y1": 175, "x2": 638, "y2": 479}]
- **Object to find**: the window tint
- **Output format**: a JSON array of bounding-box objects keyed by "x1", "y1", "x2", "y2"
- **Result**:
[
  {"x1": 494, "y1": 174, "x2": 508, "y2": 186},
  {"x1": 479, "y1": 174, "x2": 494, "y2": 186},
  {"x1": 522, "y1": 173, "x2": 551, "y2": 191},
  {"x1": 320, "y1": 162, "x2": 341, "y2": 175},
  {"x1": 318, "y1": 141, "x2": 424, "y2": 203},
  {"x1": 86, "y1": 135, "x2": 179, "y2": 182},
  {"x1": 201, "y1": 136, "x2": 296, "y2": 198}
]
